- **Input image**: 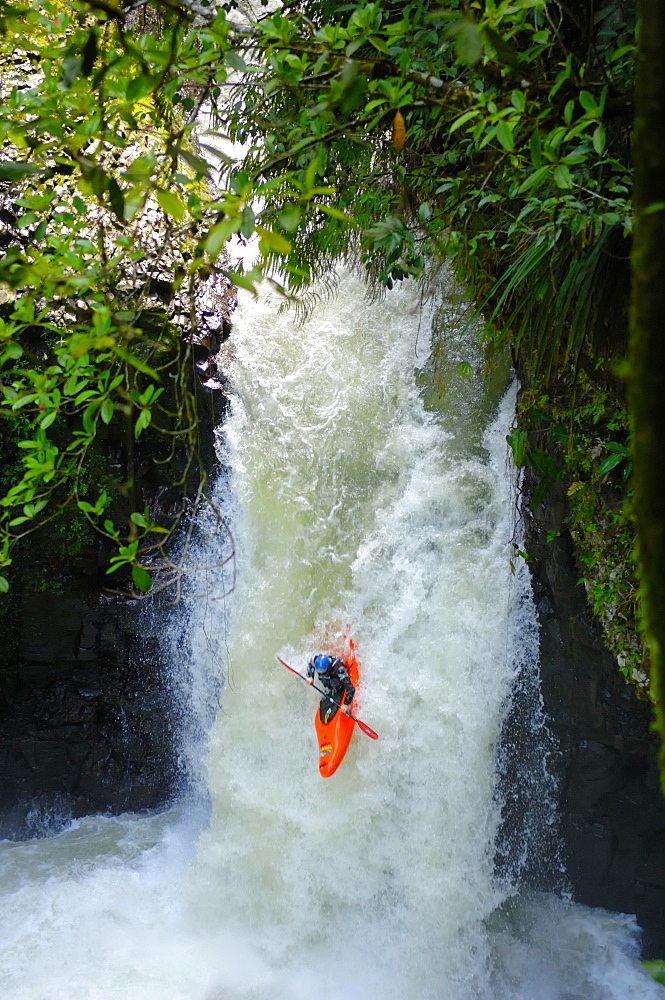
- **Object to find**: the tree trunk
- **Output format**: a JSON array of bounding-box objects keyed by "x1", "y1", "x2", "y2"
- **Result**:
[{"x1": 629, "y1": 0, "x2": 665, "y2": 786}]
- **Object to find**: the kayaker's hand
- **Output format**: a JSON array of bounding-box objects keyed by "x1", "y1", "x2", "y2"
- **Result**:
[{"x1": 305, "y1": 676, "x2": 314, "y2": 685}]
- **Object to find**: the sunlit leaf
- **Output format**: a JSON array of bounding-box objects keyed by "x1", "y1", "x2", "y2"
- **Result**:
[
  {"x1": 255, "y1": 225, "x2": 291, "y2": 254},
  {"x1": 157, "y1": 190, "x2": 186, "y2": 221},
  {"x1": 131, "y1": 564, "x2": 153, "y2": 592}
]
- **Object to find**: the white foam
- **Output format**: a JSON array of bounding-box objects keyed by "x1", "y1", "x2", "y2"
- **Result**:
[{"x1": 0, "y1": 271, "x2": 658, "y2": 1000}]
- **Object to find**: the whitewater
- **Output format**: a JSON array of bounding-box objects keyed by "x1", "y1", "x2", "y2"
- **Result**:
[{"x1": 0, "y1": 270, "x2": 661, "y2": 1000}]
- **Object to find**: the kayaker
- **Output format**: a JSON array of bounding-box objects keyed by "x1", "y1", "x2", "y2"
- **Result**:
[{"x1": 306, "y1": 654, "x2": 355, "y2": 714}]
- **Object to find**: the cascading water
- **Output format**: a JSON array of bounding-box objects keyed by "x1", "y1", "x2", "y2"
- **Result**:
[{"x1": 0, "y1": 270, "x2": 661, "y2": 1000}]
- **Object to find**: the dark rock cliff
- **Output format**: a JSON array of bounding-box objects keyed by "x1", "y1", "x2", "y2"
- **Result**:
[
  {"x1": 0, "y1": 568, "x2": 177, "y2": 838},
  {"x1": 0, "y1": 362, "x2": 227, "y2": 839},
  {"x1": 523, "y1": 471, "x2": 665, "y2": 958}
]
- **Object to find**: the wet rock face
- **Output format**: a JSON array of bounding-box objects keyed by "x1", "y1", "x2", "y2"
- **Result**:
[
  {"x1": 0, "y1": 333, "x2": 229, "y2": 841},
  {"x1": 523, "y1": 473, "x2": 665, "y2": 958},
  {"x1": 0, "y1": 554, "x2": 181, "y2": 839}
]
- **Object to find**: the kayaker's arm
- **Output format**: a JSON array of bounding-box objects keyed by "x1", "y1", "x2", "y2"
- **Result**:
[{"x1": 333, "y1": 659, "x2": 355, "y2": 711}]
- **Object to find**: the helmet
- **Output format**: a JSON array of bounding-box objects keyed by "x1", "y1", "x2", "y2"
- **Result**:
[{"x1": 313, "y1": 654, "x2": 332, "y2": 673}]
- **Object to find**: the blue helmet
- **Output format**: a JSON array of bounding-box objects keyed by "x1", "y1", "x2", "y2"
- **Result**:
[{"x1": 313, "y1": 654, "x2": 332, "y2": 673}]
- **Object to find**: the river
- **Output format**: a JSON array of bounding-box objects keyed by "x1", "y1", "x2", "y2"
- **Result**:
[{"x1": 0, "y1": 270, "x2": 660, "y2": 999}]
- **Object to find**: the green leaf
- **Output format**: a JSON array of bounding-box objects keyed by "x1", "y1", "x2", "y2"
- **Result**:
[
  {"x1": 496, "y1": 120, "x2": 514, "y2": 151},
  {"x1": 553, "y1": 163, "x2": 574, "y2": 189},
  {"x1": 0, "y1": 576, "x2": 9, "y2": 593},
  {"x1": 549, "y1": 57, "x2": 572, "y2": 99},
  {"x1": 2, "y1": 341, "x2": 23, "y2": 361},
  {"x1": 82, "y1": 165, "x2": 109, "y2": 198},
  {"x1": 107, "y1": 179, "x2": 125, "y2": 223},
  {"x1": 79, "y1": 109, "x2": 102, "y2": 137},
  {"x1": 62, "y1": 55, "x2": 83, "y2": 88},
  {"x1": 11, "y1": 394, "x2": 38, "y2": 410},
  {"x1": 507, "y1": 428, "x2": 528, "y2": 467},
  {"x1": 592, "y1": 125, "x2": 606, "y2": 155},
  {"x1": 345, "y1": 37, "x2": 366, "y2": 58},
  {"x1": 643, "y1": 202, "x2": 665, "y2": 217},
  {"x1": 157, "y1": 190, "x2": 186, "y2": 221},
  {"x1": 205, "y1": 217, "x2": 240, "y2": 257},
  {"x1": 529, "y1": 128, "x2": 542, "y2": 167},
  {"x1": 122, "y1": 188, "x2": 146, "y2": 224},
  {"x1": 364, "y1": 98, "x2": 388, "y2": 113},
  {"x1": 311, "y1": 203, "x2": 356, "y2": 224},
  {"x1": 255, "y1": 225, "x2": 291, "y2": 254},
  {"x1": 529, "y1": 449, "x2": 561, "y2": 481},
  {"x1": 517, "y1": 165, "x2": 550, "y2": 194},
  {"x1": 224, "y1": 268, "x2": 262, "y2": 293},
  {"x1": 75, "y1": 390, "x2": 98, "y2": 405},
  {"x1": 112, "y1": 346, "x2": 160, "y2": 379},
  {"x1": 510, "y1": 89, "x2": 526, "y2": 112},
  {"x1": 0, "y1": 163, "x2": 47, "y2": 181},
  {"x1": 367, "y1": 35, "x2": 389, "y2": 55},
  {"x1": 597, "y1": 453, "x2": 624, "y2": 474},
  {"x1": 101, "y1": 398, "x2": 114, "y2": 424},
  {"x1": 225, "y1": 49, "x2": 248, "y2": 72},
  {"x1": 173, "y1": 146, "x2": 210, "y2": 176},
  {"x1": 578, "y1": 90, "x2": 597, "y2": 115},
  {"x1": 131, "y1": 564, "x2": 152, "y2": 592},
  {"x1": 40, "y1": 411, "x2": 57, "y2": 430},
  {"x1": 450, "y1": 109, "x2": 481, "y2": 134},
  {"x1": 127, "y1": 75, "x2": 157, "y2": 103},
  {"x1": 610, "y1": 44, "x2": 636, "y2": 63},
  {"x1": 82, "y1": 400, "x2": 100, "y2": 434},
  {"x1": 278, "y1": 205, "x2": 301, "y2": 231},
  {"x1": 134, "y1": 408, "x2": 152, "y2": 438},
  {"x1": 64, "y1": 374, "x2": 84, "y2": 396}
]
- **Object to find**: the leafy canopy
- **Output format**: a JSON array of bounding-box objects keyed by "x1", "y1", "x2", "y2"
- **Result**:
[{"x1": 0, "y1": 0, "x2": 635, "y2": 596}]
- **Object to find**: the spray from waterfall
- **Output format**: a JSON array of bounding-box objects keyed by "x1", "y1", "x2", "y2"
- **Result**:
[{"x1": 0, "y1": 270, "x2": 660, "y2": 1000}]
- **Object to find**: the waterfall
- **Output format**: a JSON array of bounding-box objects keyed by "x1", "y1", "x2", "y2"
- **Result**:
[{"x1": 0, "y1": 270, "x2": 660, "y2": 1000}]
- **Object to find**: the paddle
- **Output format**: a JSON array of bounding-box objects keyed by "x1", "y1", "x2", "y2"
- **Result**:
[{"x1": 276, "y1": 655, "x2": 379, "y2": 740}]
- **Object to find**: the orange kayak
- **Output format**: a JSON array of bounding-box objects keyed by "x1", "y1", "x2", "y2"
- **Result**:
[{"x1": 315, "y1": 647, "x2": 359, "y2": 778}]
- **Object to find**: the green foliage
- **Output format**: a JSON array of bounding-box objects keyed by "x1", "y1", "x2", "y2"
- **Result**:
[
  {"x1": 643, "y1": 960, "x2": 665, "y2": 986},
  {"x1": 507, "y1": 426, "x2": 564, "y2": 508},
  {"x1": 224, "y1": 0, "x2": 634, "y2": 344},
  {"x1": 0, "y1": 0, "x2": 638, "y2": 610},
  {"x1": 628, "y1": 0, "x2": 665, "y2": 788},
  {"x1": 516, "y1": 369, "x2": 646, "y2": 685},
  {"x1": 0, "y1": 0, "x2": 301, "y2": 593}
]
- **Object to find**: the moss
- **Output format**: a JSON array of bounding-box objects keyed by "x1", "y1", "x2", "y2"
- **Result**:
[{"x1": 517, "y1": 367, "x2": 647, "y2": 688}]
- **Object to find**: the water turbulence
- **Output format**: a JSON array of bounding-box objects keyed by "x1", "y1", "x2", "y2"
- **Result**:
[{"x1": 0, "y1": 271, "x2": 661, "y2": 1000}]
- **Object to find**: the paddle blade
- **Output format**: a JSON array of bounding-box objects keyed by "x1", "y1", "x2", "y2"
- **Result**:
[
  {"x1": 353, "y1": 717, "x2": 379, "y2": 740},
  {"x1": 276, "y1": 655, "x2": 303, "y2": 678}
]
